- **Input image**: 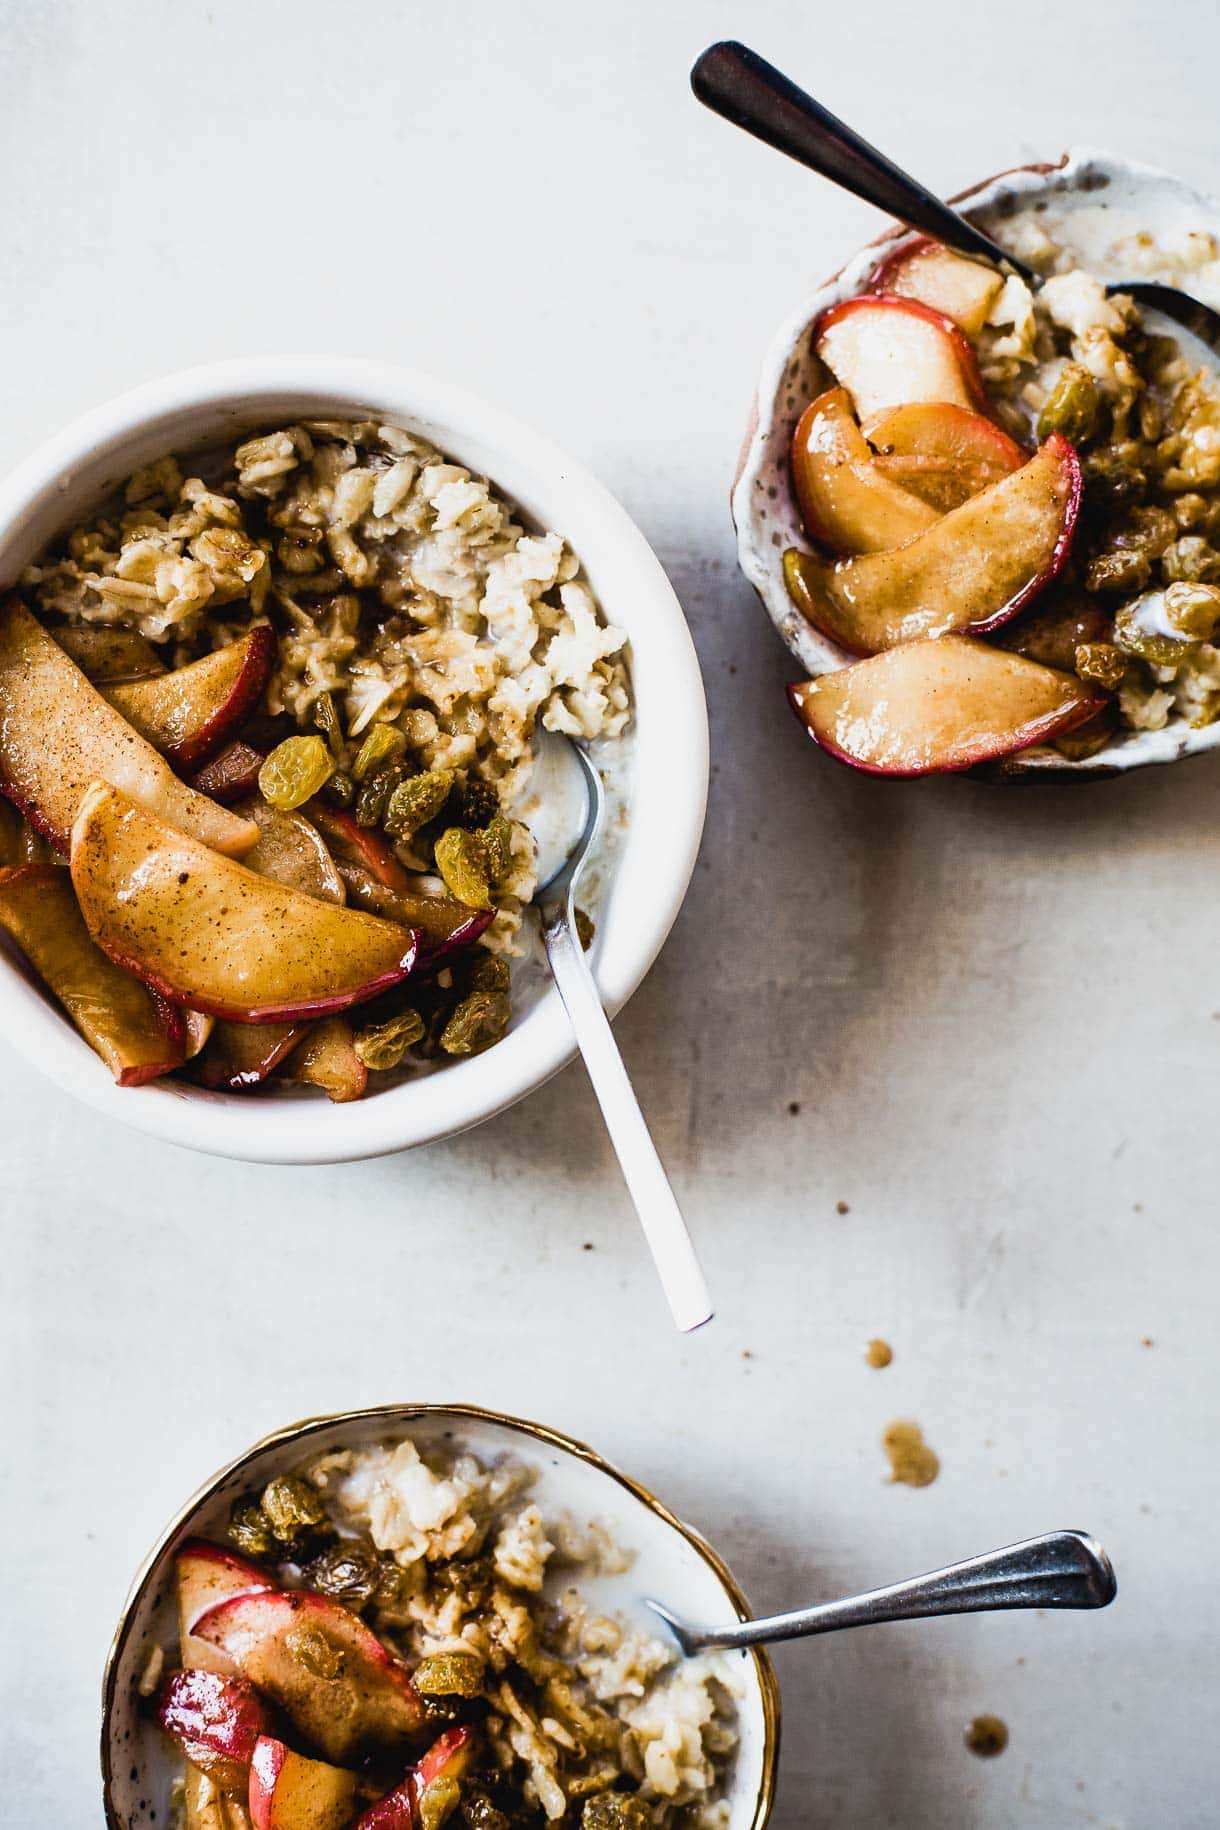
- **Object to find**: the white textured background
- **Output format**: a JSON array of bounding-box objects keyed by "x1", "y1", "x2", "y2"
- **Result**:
[{"x1": 3, "y1": 2, "x2": 1219, "y2": 1825}]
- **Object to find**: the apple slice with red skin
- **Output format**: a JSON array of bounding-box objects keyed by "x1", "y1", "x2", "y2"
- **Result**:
[
  {"x1": 336, "y1": 860, "x2": 493, "y2": 965},
  {"x1": 103, "y1": 627, "x2": 275, "y2": 769},
  {"x1": 183, "y1": 1009, "x2": 216, "y2": 1059},
  {"x1": 355, "y1": 1726, "x2": 479, "y2": 1830},
  {"x1": 195, "y1": 1588, "x2": 429, "y2": 1765},
  {"x1": 788, "y1": 635, "x2": 1106, "y2": 777},
  {"x1": 176, "y1": 1540, "x2": 277, "y2": 1672},
  {"x1": 864, "y1": 401, "x2": 1025, "y2": 513},
  {"x1": 185, "y1": 1760, "x2": 254, "y2": 1830},
  {"x1": 155, "y1": 1669, "x2": 268, "y2": 1792},
  {"x1": 1000, "y1": 585, "x2": 1113, "y2": 672},
  {"x1": 52, "y1": 624, "x2": 167, "y2": 683},
  {"x1": 307, "y1": 801, "x2": 492, "y2": 962},
  {"x1": 790, "y1": 388, "x2": 939, "y2": 555},
  {"x1": 70, "y1": 782, "x2": 420, "y2": 1023},
  {"x1": 248, "y1": 1737, "x2": 358, "y2": 1830},
  {"x1": 283, "y1": 1017, "x2": 369, "y2": 1102},
  {"x1": 813, "y1": 294, "x2": 988, "y2": 422},
  {"x1": 0, "y1": 596, "x2": 257, "y2": 856},
  {"x1": 868, "y1": 237, "x2": 1004, "y2": 336},
  {"x1": 192, "y1": 1020, "x2": 309, "y2": 1091},
  {"x1": 0, "y1": 862, "x2": 184, "y2": 1084},
  {"x1": 307, "y1": 800, "x2": 411, "y2": 892},
  {"x1": 783, "y1": 434, "x2": 1081, "y2": 654},
  {"x1": 238, "y1": 799, "x2": 345, "y2": 904},
  {"x1": 192, "y1": 742, "x2": 266, "y2": 806}
]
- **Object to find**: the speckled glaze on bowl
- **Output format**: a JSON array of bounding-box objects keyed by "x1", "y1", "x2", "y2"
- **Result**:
[
  {"x1": 733, "y1": 147, "x2": 1220, "y2": 779},
  {"x1": 101, "y1": 1404, "x2": 780, "y2": 1830},
  {"x1": 0, "y1": 359, "x2": 708, "y2": 1161}
]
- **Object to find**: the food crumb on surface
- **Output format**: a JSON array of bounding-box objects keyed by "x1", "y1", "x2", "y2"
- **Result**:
[
  {"x1": 965, "y1": 1714, "x2": 1009, "y2": 1758},
  {"x1": 836, "y1": 1200, "x2": 850, "y2": 1215},
  {"x1": 1142, "y1": 1336, "x2": 1154, "y2": 1347},
  {"x1": 787, "y1": 1100, "x2": 801, "y2": 1116},
  {"x1": 582, "y1": 1241, "x2": 594, "y2": 1251},
  {"x1": 882, "y1": 1420, "x2": 940, "y2": 1487},
  {"x1": 865, "y1": 1337, "x2": 893, "y2": 1369}
]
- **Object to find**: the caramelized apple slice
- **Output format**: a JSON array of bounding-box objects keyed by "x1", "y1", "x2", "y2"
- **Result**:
[
  {"x1": 869, "y1": 237, "x2": 1004, "y2": 336},
  {"x1": 104, "y1": 627, "x2": 275, "y2": 768},
  {"x1": 155, "y1": 1669, "x2": 268, "y2": 1793},
  {"x1": 0, "y1": 862, "x2": 183, "y2": 1084},
  {"x1": 307, "y1": 799, "x2": 411, "y2": 891},
  {"x1": 865, "y1": 401, "x2": 1025, "y2": 512},
  {"x1": 1000, "y1": 586, "x2": 1113, "y2": 672},
  {"x1": 355, "y1": 1727, "x2": 479, "y2": 1830},
  {"x1": 185, "y1": 1760, "x2": 254, "y2": 1830},
  {"x1": 0, "y1": 596, "x2": 256, "y2": 855},
  {"x1": 283, "y1": 1018, "x2": 368, "y2": 1102},
  {"x1": 248, "y1": 1737, "x2": 358, "y2": 1830},
  {"x1": 176, "y1": 1540, "x2": 277, "y2": 1673},
  {"x1": 336, "y1": 859, "x2": 493, "y2": 963},
  {"x1": 70, "y1": 783, "x2": 419, "y2": 1023},
  {"x1": 783, "y1": 435, "x2": 1080, "y2": 654},
  {"x1": 52, "y1": 624, "x2": 166, "y2": 682},
  {"x1": 191, "y1": 742, "x2": 265, "y2": 805},
  {"x1": 813, "y1": 294, "x2": 988, "y2": 422},
  {"x1": 238, "y1": 799, "x2": 345, "y2": 903},
  {"x1": 183, "y1": 1009, "x2": 216, "y2": 1059},
  {"x1": 791, "y1": 388, "x2": 939, "y2": 554},
  {"x1": 0, "y1": 799, "x2": 21, "y2": 866},
  {"x1": 788, "y1": 636, "x2": 1105, "y2": 776},
  {"x1": 192, "y1": 1021, "x2": 308, "y2": 1091},
  {"x1": 196, "y1": 1590, "x2": 428, "y2": 1765}
]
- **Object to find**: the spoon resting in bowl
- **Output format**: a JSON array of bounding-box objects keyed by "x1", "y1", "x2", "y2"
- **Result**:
[
  {"x1": 525, "y1": 733, "x2": 712, "y2": 1334},
  {"x1": 691, "y1": 40, "x2": 1220, "y2": 352},
  {"x1": 646, "y1": 1528, "x2": 1115, "y2": 1653}
]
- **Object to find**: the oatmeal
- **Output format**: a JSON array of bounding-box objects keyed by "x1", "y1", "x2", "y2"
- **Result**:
[
  {"x1": 973, "y1": 234, "x2": 1220, "y2": 742},
  {"x1": 147, "y1": 1439, "x2": 738, "y2": 1829},
  {"x1": 0, "y1": 423, "x2": 630, "y2": 1099}
]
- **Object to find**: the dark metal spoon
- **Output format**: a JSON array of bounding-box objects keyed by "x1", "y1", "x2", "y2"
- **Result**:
[
  {"x1": 691, "y1": 40, "x2": 1220, "y2": 353},
  {"x1": 646, "y1": 1528, "x2": 1115, "y2": 1654}
]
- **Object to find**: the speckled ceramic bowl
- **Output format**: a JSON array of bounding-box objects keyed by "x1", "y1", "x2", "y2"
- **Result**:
[
  {"x1": 101, "y1": 1404, "x2": 780, "y2": 1830},
  {"x1": 734, "y1": 147, "x2": 1220, "y2": 779}
]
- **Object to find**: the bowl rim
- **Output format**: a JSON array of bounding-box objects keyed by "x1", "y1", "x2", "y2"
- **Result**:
[
  {"x1": 0, "y1": 357, "x2": 709, "y2": 1161},
  {"x1": 731, "y1": 144, "x2": 1220, "y2": 780},
  {"x1": 99, "y1": 1400, "x2": 781, "y2": 1830}
]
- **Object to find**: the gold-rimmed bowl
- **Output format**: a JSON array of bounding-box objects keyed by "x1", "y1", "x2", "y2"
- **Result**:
[{"x1": 101, "y1": 1403, "x2": 780, "y2": 1829}]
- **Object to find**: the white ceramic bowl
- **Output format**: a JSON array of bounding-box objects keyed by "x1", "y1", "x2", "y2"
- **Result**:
[
  {"x1": 0, "y1": 359, "x2": 707, "y2": 1162},
  {"x1": 733, "y1": 147, "x2": 1220, "y2": 779},
  {"x1": 101, "y1": 1403, "x2": 780, "y2": 1830}
]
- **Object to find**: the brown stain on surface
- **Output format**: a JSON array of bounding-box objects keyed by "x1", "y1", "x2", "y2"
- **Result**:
[
  {"x1": 882, "y1": 1420, "x2": 939, "y2": 1487},
  {"x1": 965, "y1": 1714, "x2": 1009, "y2": 1757}
]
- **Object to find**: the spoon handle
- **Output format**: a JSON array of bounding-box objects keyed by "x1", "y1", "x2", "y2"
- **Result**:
[
  {"x1": 690, "y1": 40, "x2": 1034, "y2": 282},
  {"x1": 672, "y1": 1531, "x2": 1116, "y2": 1651},
  {"x1": 541, "y1": 906, "x2": 713, "y2": 1333}
]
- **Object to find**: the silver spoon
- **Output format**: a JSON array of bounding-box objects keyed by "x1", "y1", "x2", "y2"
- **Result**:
[
  {"x1": 530, "y1": 737, "x2": 713, "y2": 1334},
  {"x1": 646, "y1": 1529, "x2": 1115, "y2": 1654},
  {"x1": 691, "y1": 41, "x2": 1220, "y2": 352}
]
